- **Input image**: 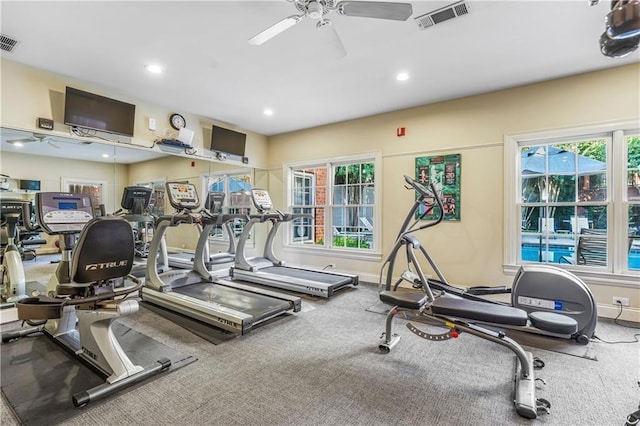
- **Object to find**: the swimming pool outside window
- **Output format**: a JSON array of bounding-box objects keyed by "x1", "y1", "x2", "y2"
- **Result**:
[{"x1": 505, "y1": 123, "x2": 639, "y2": 285}]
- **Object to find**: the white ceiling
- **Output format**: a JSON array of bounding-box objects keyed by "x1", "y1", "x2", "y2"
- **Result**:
[{"x1": 1, "y1": 1, "x2": 638, "y2": 136}]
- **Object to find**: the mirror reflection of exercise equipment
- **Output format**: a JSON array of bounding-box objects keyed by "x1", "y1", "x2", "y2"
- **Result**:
[
  {"x1": 376, "y1": 175, "x2": 598, "y2": 419},
  {"x1": 114, "y1": 186, "x2": 169, "y2": 277},
  {"x1": 1, "y1": 192, "x2": 171, "y2": 407},
  {"x1": 142, "y1": 182, "x2": 301, "y2": 336},
  {"x1": 166, "y1": 190, "x2": 241, "y2": 271},
  {"x1": 1, "y1": 198, "x2": 44, "y2": 306}
]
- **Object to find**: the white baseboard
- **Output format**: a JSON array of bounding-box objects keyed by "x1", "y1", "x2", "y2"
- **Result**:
[
  {"x1": 0, "y1": 307, "x2": 18, "y2": 324},
  {"x1": 597, "y1": 304, "x2": 640, "y2": 323}
]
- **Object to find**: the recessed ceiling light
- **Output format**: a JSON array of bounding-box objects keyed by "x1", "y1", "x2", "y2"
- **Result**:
[
  {"x1": 102, "y1": 153, "x2": 109, "y2": 158},
  {"x1": 264, "y1": 108, "x2": 274, "y2": 116},
  {"x1": 145, "y1": 64, "x2": 163, "y2": 74},
  {"x1": 396, "y1": 72, "x2": 410, "y2": 81},
  {"x1": 9, "y1": 141, "x2": 24, "y2": 147}
]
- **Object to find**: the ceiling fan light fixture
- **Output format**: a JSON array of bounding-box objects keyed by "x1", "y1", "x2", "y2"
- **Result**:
[
  {"x1": 606, "y1": 0, "x2": 640, "y2": 39},
  {"x1": 316, "y1": 19, "x2": 347, "y2": 57},
  {"x1": 600, "y1": 30, "x2": 640, "y2": 57},
  {"x1": 307, "y1": 1, "x2": 324, "y2": 20}
]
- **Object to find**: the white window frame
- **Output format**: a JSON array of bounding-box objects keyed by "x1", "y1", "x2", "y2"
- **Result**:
[
  {"x1": 284, "y1": 152, "x2": 382, "y2": 261},
  {"x1": 61, "y1": 176, "x2": 107, "y2": 211},
  {"x1": 291, "y1": 171, "x2": 315, "y2": 243},
  {"x1": 504, "y1": 120, "x2": 640, "y2": 288},
  {"x1": 201, "y1": 168, "x2": 253, "y2": 245}
]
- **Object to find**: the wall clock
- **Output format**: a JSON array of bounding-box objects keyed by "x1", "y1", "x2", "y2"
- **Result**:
[{"x1": 169, "y1": 113, "x2": 186, "y2": 130}]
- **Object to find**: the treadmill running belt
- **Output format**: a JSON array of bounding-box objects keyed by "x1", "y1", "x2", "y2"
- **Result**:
[
  {"x1": 173, "y1": 283, "x2": 291, "y2": 322},
  {"x1": 260, "y1": 266, "x2": 352, "y2": 285}
]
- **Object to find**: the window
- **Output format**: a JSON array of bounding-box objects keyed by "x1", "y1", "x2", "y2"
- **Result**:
[
  {"x1": 505, "y1": 122, "x2": 639, "y2": 285},
  {"x1": 203, "y1": 170, "x2": 252, "y2": 241},
  {"x1": 627, "y1": 135, "x2": 640, "y2": 271},
  {"x1": 287, "y1": 153, "x2": 380, "y2": 253},
  {"x1": 62, "y1": 177, "x2": 106, "y2": 215}
]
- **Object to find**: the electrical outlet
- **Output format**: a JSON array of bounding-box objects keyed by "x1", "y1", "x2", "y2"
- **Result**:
[{"x1": 612, "y1": 297, "x2": 630, "y2": 306}]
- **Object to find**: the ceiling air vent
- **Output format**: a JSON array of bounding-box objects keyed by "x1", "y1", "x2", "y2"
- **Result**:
[
  {"x1": 414, "y1": 1, "x2": 470, "y2": 30},
  {"x1": 0, "y1": 34, "x2": 20, "y2": 53}
]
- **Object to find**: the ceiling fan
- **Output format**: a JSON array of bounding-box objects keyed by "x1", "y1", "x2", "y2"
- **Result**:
[
  {"x1": 248, "y1": 0, "x2": 414, "y2": 56},
  {"x1": 6, "y1": 133, "x2": 61, "y2": 149}
]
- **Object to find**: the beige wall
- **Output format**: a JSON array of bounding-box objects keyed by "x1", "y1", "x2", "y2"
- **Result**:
[
  {"x1": 0, "y1": 59, "x2": 269, "y2": 170},
  {"x1": 2, "y1": 57, "x2": 639, "y2": 320},
  {"x1": 267, "y1": 63, "x2": 640, "y2": 320}
]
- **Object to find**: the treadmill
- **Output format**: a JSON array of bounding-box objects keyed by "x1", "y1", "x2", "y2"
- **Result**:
[
  {"x1": 229, "y1": 188, "x2": 358, "y2": 298},
  {"x1": 141, "y1": 182, "x2": 301, "y2": 335},
  {"x1": 115, "y1": 186, "x2": 169, "y2": 278},
  {"x1": 166, "y1": 190, "x2": 240, "y2": 270}
]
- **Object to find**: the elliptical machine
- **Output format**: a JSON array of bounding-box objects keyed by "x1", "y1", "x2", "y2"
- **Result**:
[
  {"x1": 2, "y1": 192, "x2": 171, "y2": 407},
  {"x1": 377, "y1": 176, "x2": 593, "y2": 418},
  {"x1": 381, "y1": 176, "x2": 597, "y2": 344}
]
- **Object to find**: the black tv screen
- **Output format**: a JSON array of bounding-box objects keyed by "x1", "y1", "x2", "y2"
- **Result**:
[
  {"x1": 209, "y1": 125, "x2": 246, "y2": 157},
  {"x1": 64, "y1": 86, "x2": 136, "y2": 137},
  {"x1": 19, "y1": 179, "x2": 41, "y2": 191}
]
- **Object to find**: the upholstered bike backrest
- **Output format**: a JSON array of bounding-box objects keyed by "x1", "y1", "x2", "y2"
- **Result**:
[{"x1": 71, "y1": 216, "x2": 134, "y2": 283}]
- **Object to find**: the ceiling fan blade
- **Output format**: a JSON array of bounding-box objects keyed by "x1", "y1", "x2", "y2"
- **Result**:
[
  {"x1": 336, "y1": 1, "x2": 413, "y2": 21},
  {"x1": 47, "y1": 140, "x2": 61, "y2": 149},
  {"x1": 316, "y1": 20, "x2": 347, "y2": 58},
  {"x1": 249, "y1": 15, "x2": 304, "y2": 45}
]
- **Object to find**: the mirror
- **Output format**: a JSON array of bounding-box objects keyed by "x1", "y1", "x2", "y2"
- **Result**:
[{"x1": 0, "y1": 126, "x2": 261, "y2": 294}]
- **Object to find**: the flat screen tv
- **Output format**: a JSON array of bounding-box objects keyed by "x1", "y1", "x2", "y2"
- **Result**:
[
  {"x1": 64, "y1": 86, "x2": 136, "y2": 137},
  {"x1": 19, "y1": 179, "x2": 41, "y2": 191},
  {"x1": 209, "y1": 125, "x2": 246, "y2": 157}
]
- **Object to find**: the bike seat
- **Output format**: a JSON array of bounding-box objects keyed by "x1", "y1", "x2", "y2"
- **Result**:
[
  {"x1": 529, "y1": 311, "x2": 578, "y2": 335},
  {"x1": 432, "y1": 296, "x2": 529, "y2": 326},
  {"x1": 379, "y1": 290, "x2": 427, "y2": 310}
]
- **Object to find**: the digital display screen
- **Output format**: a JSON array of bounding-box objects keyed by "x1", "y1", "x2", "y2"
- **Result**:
[{"x1": 58, "y1": 202, "x2": 78, "y2": 210}]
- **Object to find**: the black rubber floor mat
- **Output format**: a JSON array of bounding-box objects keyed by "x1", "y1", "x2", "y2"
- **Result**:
[{"x1": 1, "y1": 322, "x2": 197, "y2": 425}]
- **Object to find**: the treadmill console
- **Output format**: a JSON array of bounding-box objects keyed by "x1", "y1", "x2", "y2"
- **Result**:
[
  {"x1": 250, "y1": 189, "x2": 273, "y2": 212},
  {"x1": 205, "y1": 192, "x2": 225, "y2": 214},
  {"x1": 0, "y1": 199, "x2": 30, "y2": 224},
  {"x1": 166, "y1": 182, "x2": 200, "y2": 210},
  {"x1": 36, "y1": 192, "x2": 94, "y2": 234}
]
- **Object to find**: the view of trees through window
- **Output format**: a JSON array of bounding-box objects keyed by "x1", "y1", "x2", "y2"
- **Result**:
[
  {"x1": 206, "y1": 172, "x2": 252, "y2": 240},
  {"x1": 290, "y1": 160, "x2": 375, "y2": 250},
  {"x1": 520, "y1": 135, "x2": 639, "y2": 270}
]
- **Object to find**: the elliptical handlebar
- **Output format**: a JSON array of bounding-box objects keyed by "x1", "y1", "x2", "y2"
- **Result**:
[{"x1": 402, "y1": 175, "x2": 445, "y2": 232}]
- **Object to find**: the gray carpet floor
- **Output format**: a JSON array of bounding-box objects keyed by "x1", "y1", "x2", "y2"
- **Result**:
[{"x1": 1, "y1": 282, "x2": 639, "y2": 426}]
